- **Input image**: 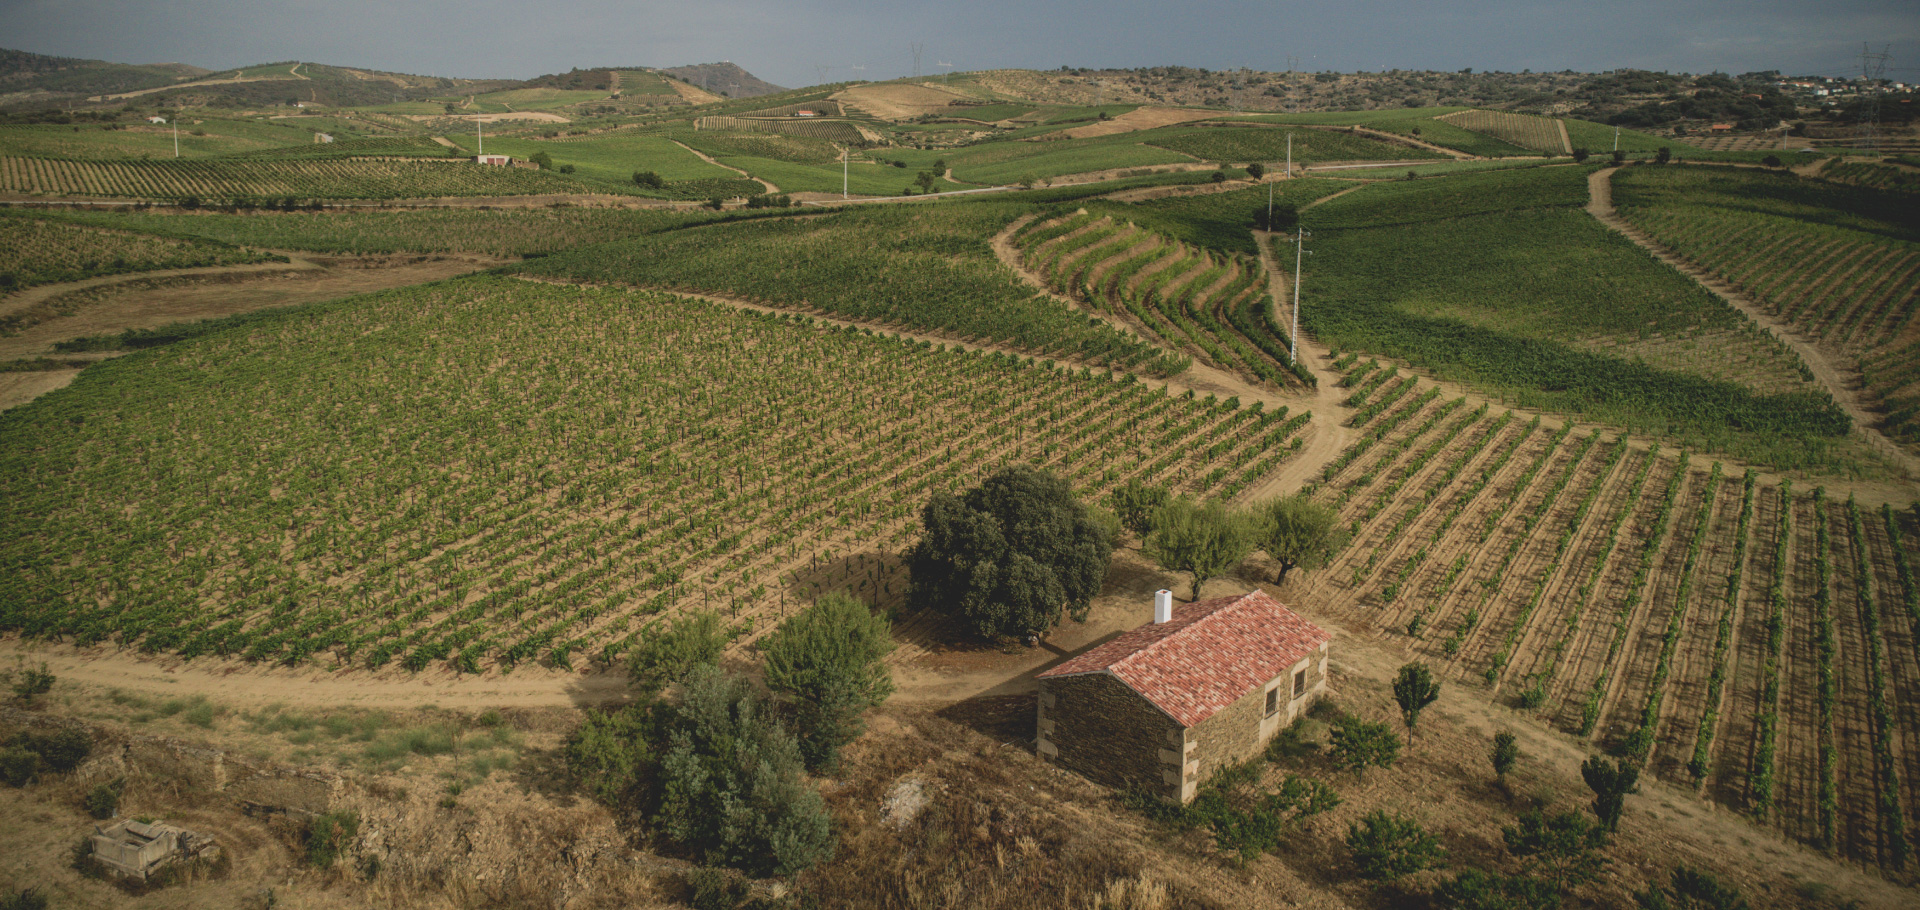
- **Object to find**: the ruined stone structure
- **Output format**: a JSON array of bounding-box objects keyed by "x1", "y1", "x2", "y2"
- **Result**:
[
  {"x1": 90, "y1": 819, "x2": 219, "y2": 881},
  {"x1": 1036, "y1": 589, "x2": 1331, "y2": 803}
]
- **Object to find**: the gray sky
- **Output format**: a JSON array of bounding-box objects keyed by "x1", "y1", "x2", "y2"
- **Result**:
[{"x1": 1, "y1": 0, "x2": 1911, "y2": 87}]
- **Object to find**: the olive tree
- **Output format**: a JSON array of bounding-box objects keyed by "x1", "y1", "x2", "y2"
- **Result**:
[
  {"x1": 1146, "y1": 496, "x2": 1255, "y2": 601},
  {"x1": 1254, "y1": 493, "x2": 1350, "y2": 585},
  {"x1": 907, "y1": 465, "x2": 1113, "y2": 641},
  {"x1": 761, "y1": 593, "x2": 895, "y2": 769}
]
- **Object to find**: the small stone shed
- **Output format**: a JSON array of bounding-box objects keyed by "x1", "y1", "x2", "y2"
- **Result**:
[
  {"x1": 90, "y1": 819, "x2": 219, "y2": 881},
  {"x1": 1036, "y1": 589, "x2": 1331, "y2": 803}
]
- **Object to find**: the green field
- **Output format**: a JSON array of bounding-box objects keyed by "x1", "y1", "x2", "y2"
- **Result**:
[
  {"x1": 514, "y1": 204, "x2": 1180, "y2": 373},
  {"x1": 1141, "y1": 125, "x2": 1444, "y2": 164},
  {"x1": 942, "y1": 135, "x2": 1196, "y2": 184},
  {"x1": 0, "y1": 276, "x2": 1290, "y2": 670},
  {"x1": 441, "y1": 132, "x2": 738, "y2": 184},
  {"x1": 468, "y1": 87, "x2": 610, "y2": 111},
  {"x1": 671, "y1": 132, "x2": 841, "y2": 164},
  {"x1": 1088, "y1": 178, "x2": 1351, "y2": 255},
  {"x1": 1297, "y1": 165, "x2": 1853, "y2": 470},
  {"x1": 1562, "y1": 119, "x2": 1694, "y2": 155}
]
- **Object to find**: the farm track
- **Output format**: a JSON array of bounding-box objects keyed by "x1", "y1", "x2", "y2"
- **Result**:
[
  {"x1": 1587, "y1": 167, "x2": 1920, "y2": 479},
  {"x1": 0, "y1": 256, "x2": 325, "y2": 325},
  {"x1": 667, "y1": 139, "x2": 779, "y2": 194}
]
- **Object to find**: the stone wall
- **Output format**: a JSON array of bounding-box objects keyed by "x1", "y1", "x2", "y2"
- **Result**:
[
  {"x1": 1037, "y1": 672, "x2": 1183, "y2": 801},
  {"x1": 1192, "y1": 642, "x2": 1331, "y2": 789}
]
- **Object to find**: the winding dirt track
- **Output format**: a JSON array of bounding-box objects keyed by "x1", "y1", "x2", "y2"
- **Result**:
[
  {"x1": 668, "y1": 139, "x2": 779, "y2": 194},
  {"x1": 1584, "y1": 167, "x2": 1920, "y2": 480}
]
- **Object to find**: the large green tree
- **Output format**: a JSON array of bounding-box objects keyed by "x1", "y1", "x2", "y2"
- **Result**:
[
  {"x1": 907, "y1": 465, "x2": 1113, "y2": 641},
  {"x1": 761, "y1": 593, "x2": 895, "y2": 769},
  {"x1": 1147, "y1": 496, "x2": 1255, "y2": 600},
  {"x1": 1255, "y1": 493, "x2": 1349, "y2": 585}
]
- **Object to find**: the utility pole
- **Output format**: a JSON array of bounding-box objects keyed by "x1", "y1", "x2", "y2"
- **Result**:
[
  {"x1": 815, "y1": 64, "x2": 831, "y2": 86},
  {"x1": 842, "y1": 146, "x2": 848, "y2": 200},
  {"x1": 476, "y1": 115, "x2": 483, "y2": 156},
  {"x1": 170, "y1": 114, "x2": 178, "y2": 158},
  {"x1": 1290, "y1": 227, "x2": 1312, "y2": 364},
  {"x1": 938, "y1": 61, "x2": 953, "y2": 84},
  {"x1": 1612, "y1": 125, "x2": 1619, "y2": 152},
  {"x1": 911, "y1": 43, "x2": 924, "y2": 79},
  {"x1": 1285, "y1": 132, "x2": 1293, "y2": 178}
]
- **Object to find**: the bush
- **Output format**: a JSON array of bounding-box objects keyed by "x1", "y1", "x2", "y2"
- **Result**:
[
  {"x1": 10, "y1": 728, "x2": 90, "y2": 773},
  {"x1": 1393, "y1": 662, "x2": 1441, "y2": 734},
  {"x1": 761, "y1": 592, "x2": 894, "y2": 770},
  {"x1": 0, "y1": 747, "x2": 38, "y2": 787},
  {"x1": 633, "y1": 170, "x2": 665, "y2": 188},
  {"x1": 655, "y1": 667, "x2": 833, "y2": 875},
  {"x1": 907, "y1": 465, "x2": 1113, "y2": 640},
  {"x1": 0, "y1": 889, "x2": 49, "y2": 910},
  {"x1": 686, "y1": 867, "x2": 749, "y2": 910},
  {"x1": 1246, "y1": 162, "x2": 1266, "y2": 179},
  {"x1": 625, "y1": 609, "x2": 737, "y2": 695},
  {"x1": 1109, "y1": 478, "x2": 1170, "y2": 540},
  {"x1": 8, "y1": 661, "x2": 55, "y2": 702},
  {"x1": 306, "y1": 810, "x2": 359, "y2": 868},
  {"x1": 1433, "y1": 867, "x2": 1561, "y2": 910},
  {"x1": 1580, "y1": 756, "x2": 1639, "y2": 832},
  {"x1": 84, "y1": 779, "x2": 122, "y2": 819},
  {"x1": 1210, "y1": 169, "x2": 1228, "y2": 183},
  {"x1": 1329, "y1": 714, "x2": 1400, "y2": 777},
  {"x1": 1346, "y1": 810, "x2": 1445, "y2": 880},
  {"x1": 1491, "y1": 731, "x2": 1519, "y2": 783},
  {"x1": 1503, "y1": 808, "x2": 1607, "y2": 893},
  {"x1": 1635, "y1": 865, "x2": 1749, "y2": 910}
]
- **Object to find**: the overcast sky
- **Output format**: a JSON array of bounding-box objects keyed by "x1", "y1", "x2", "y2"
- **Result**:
[{"x1": 1, "y1": 0, "x2": 1911, "y2": 87}]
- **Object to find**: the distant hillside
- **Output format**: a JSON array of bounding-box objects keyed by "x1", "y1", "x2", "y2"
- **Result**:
[
  {"x1": 0, "y1": 47, "x2": 198, "y2": 102},
  {"x1": 660, "y1": 62, "x2": 783, "y2": 99},
  {"x1": 962, "y1": 67, "x2": 1591, "y2": 115}
]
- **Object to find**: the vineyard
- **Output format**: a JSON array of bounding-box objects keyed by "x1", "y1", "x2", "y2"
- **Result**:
[
  {"x1": 34, "y1": 206, "x2": 742, "y2": 258},
  {"x1": 1611, "y1": 166, "x2": 1920, "y2": 447},
  {"x1": 1097, "y1": 177, "x2": 1351, "y2": 255},
  {"x1": 1290, "y1": 165, "x2": 1856, "y2": 473},
  {"x1": 221, "y1": 136, "x2": 453, "y2": 160},
  {"x1": 0, "y1": 119, "x2": 323, "y2": 160},
  {"x1": 1286, "y1": 353, "x2": 1920, "y2": 873},
  {"x1": 0, "y1": 209, "x2": 280, "y2": 295},
  {"x1": 0, "y1": 155, "x2": 626, "y2": 200},
  {"x1": 513, "y1": 203, "x2": 1183, "y2": 374},
  {"x1": 1138, "y1": 125, "x2": 1446, "y2": 165},
  {"x1": 0, "y1": 276, "x2": 1312, "y2": 673},
  {"x1": 694, "y1": 116, "x2": 879, "y2": 145},
  {"x1": 1437, "y1": 110, "x2": 1570, "y2": 155},
  {"x1": 1011, "y1": 211, "x2": 1312, "y2": 388}
]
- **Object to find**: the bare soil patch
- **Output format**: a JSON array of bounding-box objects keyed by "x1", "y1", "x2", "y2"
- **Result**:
[
  {"x1": 1056, "y1": 106, "x2": 1216, "y2": 140},
  {"x1": 832, "y1": 82, "x2": 976, "y2": 121}
]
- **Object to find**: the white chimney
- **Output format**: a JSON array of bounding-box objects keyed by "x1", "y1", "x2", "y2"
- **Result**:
[{"x1": 1154, "y1": 589, "x2": 1173, "y2": 624}]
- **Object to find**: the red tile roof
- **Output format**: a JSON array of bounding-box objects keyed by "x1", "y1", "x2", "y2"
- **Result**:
[{"x1": 1037, "y1": 590, "x2": 1331, "y2": 728}]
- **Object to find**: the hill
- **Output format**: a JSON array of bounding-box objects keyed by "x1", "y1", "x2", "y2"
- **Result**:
[{"x1": 658, "y1": 61, "x2": 784, "y2": 98}]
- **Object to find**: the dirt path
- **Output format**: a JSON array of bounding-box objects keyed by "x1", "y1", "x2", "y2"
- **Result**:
[
  {"x1": 1347, "y1": 124, "x2": 1473, "y2": 159},
  {"x1": 669, "y1": 139, "x2": 778, "y2": 194},
  {"x1": 90, "y1": 63, "x2": 307, "y2": 102},
  {"x1": 1584, "y1": 167, "x2": 1920, "y2": 481},
  {"x1": 0, "y1": 257, "x2": 325, "y2": 323},
  {"x1": 430, "y1": 136, "x2": 458, "y2": 148},
  {"x1": 1246, "y1": 228, "x2": 1357, "y2": 500}
]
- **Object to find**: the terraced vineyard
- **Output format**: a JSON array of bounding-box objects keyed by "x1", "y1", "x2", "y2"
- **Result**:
[
  {"x1": 1290, "y1": 355, "x2": 1920, "y2": 872},
  {"x1": 0, "y1": 155, "x2": 624, "y2": 200},
  {"x1": 1611, "y1": 166, "x2": 1920, "y2": 447},
  {"x1": 694, "y1": 116, "x2": 878, "y2": 145},
  {"x1": 0, "y1": 276, "x2": 1311, "y2": 671},
  {"x1": 1011, "y1": 211, "x2": 1312, "y2": 389},
  {"x1": 1438, "y1": 109, "x2": 1570, "y2": 154}
]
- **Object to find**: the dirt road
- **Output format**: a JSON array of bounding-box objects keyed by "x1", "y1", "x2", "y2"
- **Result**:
[{"x1": 669, "y1": 139, "x2": 778, "y2": 194}]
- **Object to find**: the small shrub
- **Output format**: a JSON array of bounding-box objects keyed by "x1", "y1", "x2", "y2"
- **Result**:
[
  {"x1": 686, "y1": 867, "x2": 748, "y2": 910},
  {"x1": 11, "y1": 728, "x2": 91, "y2": 773},
  {"x1": 0, "y1": 747, "x2": 39, "y2": 787},
  {"x1": 306, "y1": 810, "x2": 360, "y2": 868},
  {"x1": 1329, "y1": 714, "x2": 1400, "y2": 777},
  {"x1": 84, "y1": 779, "x2": 123, "y2": 819},
  {"x1": 1346, "y1": 810, "x2": 1445, "y2": 880},
  {"x1": 0, "y1": 888, "x2": 50, "y2": 910},
  {"x1": 1491, "y1": 731, "x2": 1519, "y2": 784},
  {"x1": 8, "y1": 661, "x2": 55, "y2": 702}
]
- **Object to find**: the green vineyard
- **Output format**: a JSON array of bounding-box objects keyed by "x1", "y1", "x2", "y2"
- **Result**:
[
  {"x1": 0, "y1": 155, "x2": 624, "y2": 200},
  {"x1": 1438, "y1": 109, "x2": 1570, "y2": 154},
  {"x1": 0, "y1": 276, "x2": 1311, "y2": 671}
]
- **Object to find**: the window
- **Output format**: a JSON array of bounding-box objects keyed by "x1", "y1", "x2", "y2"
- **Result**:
[
  {"x1": 1293, "y1": 668, "x2": 1308, "y2": 699},
  {"x1": 1264, "y1": 687, "x2": 1279, "y2": 718}
]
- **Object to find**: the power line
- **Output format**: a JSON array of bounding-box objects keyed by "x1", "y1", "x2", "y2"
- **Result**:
[{"x1": 1857, "y1": 42, "x2": 1892, "y2": 151}]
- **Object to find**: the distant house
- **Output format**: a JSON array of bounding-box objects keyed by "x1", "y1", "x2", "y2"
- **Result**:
[
  {"x1": 794, "y1": 110, "x2": 819, "y2": 118},
  {"x1": 147, "y1": 116, "x2": 167, "y2": 124},
  {"x1": 1036, "y1": 589, "x2": 1331, "y2": 803},
  {"x1": 474, "y1": 154, "x2": 513, "y2": 166},
  {"x1": 1710, "y1": 123, "x2": 1735, "y2": 132},
  {"x1": 314, "y1": 133, "x2": 333, "y2": 144}
]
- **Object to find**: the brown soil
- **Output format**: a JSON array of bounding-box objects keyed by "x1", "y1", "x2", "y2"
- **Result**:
[
  {"x1": 1055, "y1": 106, "x2": 1217, "y2": 140},
  {"x1": 831, "y1": 82, "x2": 976, "y2": 121}
]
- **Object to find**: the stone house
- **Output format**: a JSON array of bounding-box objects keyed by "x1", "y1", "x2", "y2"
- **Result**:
[{"x1": 1035, "y1": 589, "x2": 1331, "y2": 803}]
